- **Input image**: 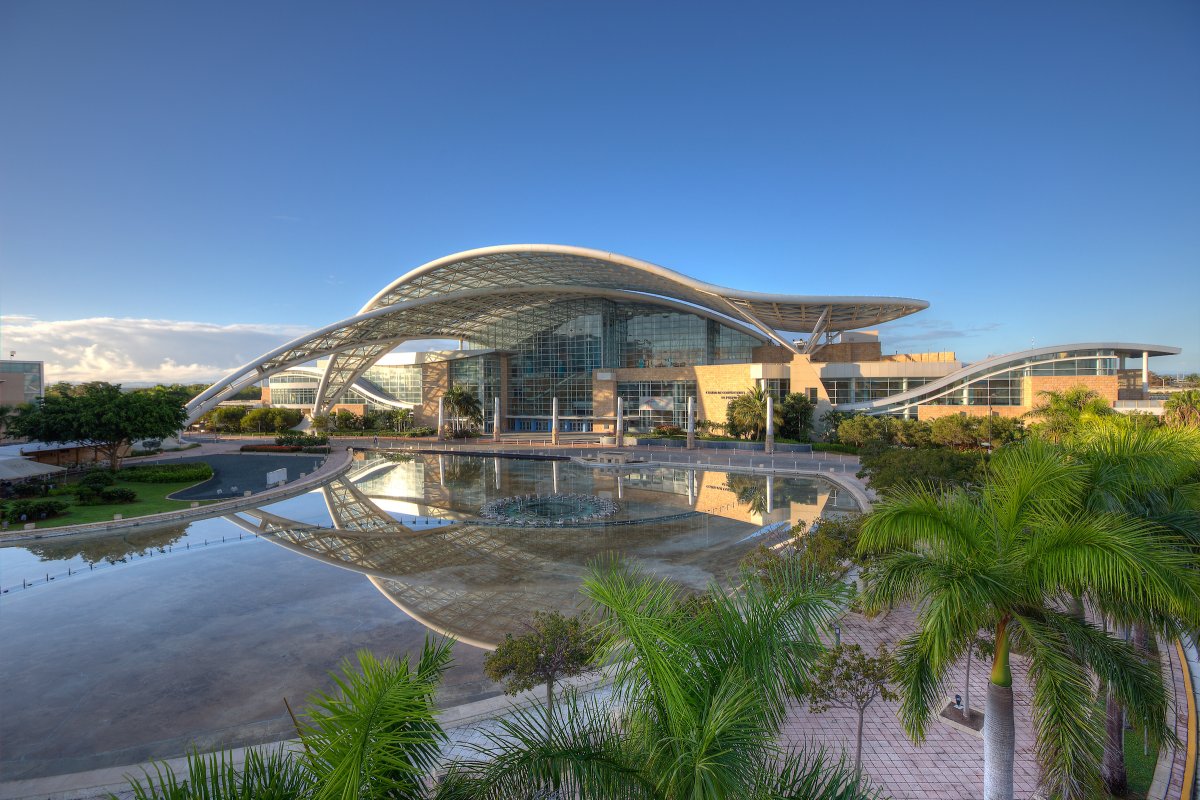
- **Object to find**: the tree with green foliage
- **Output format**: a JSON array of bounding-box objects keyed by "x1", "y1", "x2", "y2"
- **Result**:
[
  {"x1": 1067, "y1": 417, "x2": 1200, "y2": 794},
  {"x1": 725, "y1": 385, "x2": 783, "y2": 441},
  {"x1": 1025, "y1": 385, "x2": 1114, "y2": 444},
  {"x1": 334, "y1": 409, "x2": 363, "y2": 431},
  {"x1": 443, "y1": 386, "x2": 483, "y2": 433},
  {"x1": 1163, "y1": 389, "x2": 1200, "y2": 429},
  {"x1": 240, "y1": 407, "x2": 302, "y2": 434},
  {"x1": 0, "y1": 404, "x2": 17, "y2": 440},
  {"x1": 121, "y1": 638, "x2": 454, "y2": 800},
  {"x1": 857, "y1": 440, "x2": 1200, "y2": 800},
  {"x1": 836, "y1": 415, "x2": 888, "y2": 449},
  {"x1": 778, "y1": 392, "x2": 816, "y2": 441},
  {"x1": 199, "y1": 405, "x2": 249, "y2": 432},
  {"x1": 301, "y1": 640, "x2": 453, "y2": 800},
  {"x1": 10, "y1": 383, "x2": 186, "y2": 470},
  {"x1": 483, "y1": 611, "x2": 599, "y2": 740},
  {"x1": 928, "y1": 414, "x2": 983, "y2": 450},
  {"x1": 807, "y1": 644, "x2": 898, "y2": 774},
  {"x1": 857, "y1": 446, "x2": 985, "y2": 495},
  {"x1": 891, "y1": 417, "x2": 932, "y2": 448},
  {"x1": 447, "y1": 559, "x2": 875, "y2": 800}
]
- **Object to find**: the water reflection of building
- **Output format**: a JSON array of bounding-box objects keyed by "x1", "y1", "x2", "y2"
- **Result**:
[{"x1": 231, "y1": 456, "x2": 859, "y2": 649}]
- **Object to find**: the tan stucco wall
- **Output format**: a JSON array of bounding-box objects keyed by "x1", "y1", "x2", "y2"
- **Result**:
[{"x1": 915, "y1": 375, "x2": 1119, "y2": 421}]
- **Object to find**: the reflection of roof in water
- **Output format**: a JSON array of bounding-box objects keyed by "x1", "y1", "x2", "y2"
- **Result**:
[{"x1": 230, "y1": 457, "x2": 861, "y2": 649}]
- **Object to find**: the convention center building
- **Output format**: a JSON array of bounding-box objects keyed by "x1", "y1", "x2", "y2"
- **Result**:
[{"x1": 187, "y1": 245, "x2": 1178, "y2": 432}]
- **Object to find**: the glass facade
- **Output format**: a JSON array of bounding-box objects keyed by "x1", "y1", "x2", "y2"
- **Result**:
[
  {"x1": 449, "y1": 355, "x2": 502, "y2": 429},
  {"x1": 822, "y1": 377, "x2": 933, "y2": 405},
  {"x1": 0, "y1": 361, "x2": 44, "y2": 405},
  {"x1": 616, "y1": 380, "x2": 698, "y2": 429},
  {"x1": 362, "y1": 364, "x2": 422, "y2": 405},
  {"x1": 474, "y1": 299, "x2": 758, "y2": 431},
  {"x1": 845, "y1": 350, "x2": 1120, "y2": 416},
  {"x1": 760, "y1": 378, "x2": 791, "y2": 398}
]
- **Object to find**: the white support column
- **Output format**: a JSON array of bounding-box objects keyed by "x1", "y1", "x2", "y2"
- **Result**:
[
  {"x1": 766, "y1": 475, "x2": 774, "y2": 514},
  {"x1": 438, "y1": 454, "x2": 445, "y2": 487},
  {"x1": 1142, "y1": 351, "x2": 1150, "y2": 396},
  {"x1": 615, "y1": 396, "x2": 625, "y2": 448},
  {"x1": 686, "y1": 396, "x2": 696, "y2": 450},
  {"x1": 551, "y1": 397, "x2": 560, "y2": 445},
  {"x1": 687, "y1": 468, "x2": 695, "y2": 505},
  {"x1": 494, "y1": 457, "x2": 501, "y2": 489},
  {"x1": 492, "y1": 396, "x2": 501, "y2": 442},
  {"x1": 552, "y1": 459, "x2": 560, "y2": 494},
  {"x1": 765, "y1": 394, "x2": 775, "y2": 455},
  {"x1": 616, "y1": 473, "x2": 624, "y2": 499},
  {"x1": 437, "y1": 397, "x2": 445, "y2": 441}
]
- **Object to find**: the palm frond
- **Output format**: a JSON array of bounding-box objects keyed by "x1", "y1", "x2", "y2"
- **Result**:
[
  {"x1": 119, "y1": 747, "x2": 309, "y2": 800},
  {"x1": 444, "y1": 689, "x2": 651, "y2": 800},
  {"x1": 766, "y1": 745, "x2": 881, "y2": 800},
  {"x1": 301, "y1": 639, "x2": 453, "y2": 800}
]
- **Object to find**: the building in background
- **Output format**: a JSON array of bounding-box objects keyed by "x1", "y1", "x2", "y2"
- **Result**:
[
  {"x1": 189, "y1": 245, "x2": 1180, "y2": 432},
  {"x1": 0, "y1": 360, "x2": 44, "y2": 408}
]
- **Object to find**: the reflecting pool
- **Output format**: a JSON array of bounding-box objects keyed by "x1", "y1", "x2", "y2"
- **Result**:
[{"x1": 0, "y1": 453, "x2": 859, "y2": 781}]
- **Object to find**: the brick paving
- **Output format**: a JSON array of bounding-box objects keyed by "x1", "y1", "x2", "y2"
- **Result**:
[{"x1": 780, "y1": 604, "x2": 1045, "y2": 800}]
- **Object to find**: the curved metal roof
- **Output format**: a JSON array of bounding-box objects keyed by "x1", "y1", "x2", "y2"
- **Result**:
[
  {"x1": 185, "y1": 243, "x2": 928, "y2": 422},
  {"x1": 838, "y1": 342, "x2": 1182, "y2": 415},
  {"x1": 361, "y1": 244, "x2": 928, "y2": 335}
]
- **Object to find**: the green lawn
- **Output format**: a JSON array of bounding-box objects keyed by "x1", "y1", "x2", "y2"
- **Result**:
[
  {"x1": 30, "y1": 478, "x2": 213, "y2": 528},
  {"x1": 1118, "y1": 728, "x2": 1159, "y2": 799}
]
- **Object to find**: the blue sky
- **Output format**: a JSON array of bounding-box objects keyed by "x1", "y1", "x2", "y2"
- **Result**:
[{"x1": 1, "y1": 0, "x2": 1197, "y2": 381}]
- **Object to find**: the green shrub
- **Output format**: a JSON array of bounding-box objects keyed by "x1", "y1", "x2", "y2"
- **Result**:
[
  {"x1": 120, "y1": 463, "x2": 214, "y2": 483},
  {"x1": 80, "y1": 469, "x2": 117, "y2": 489},
  {"x1": 11, "y1": 482, "x2": 42, "y2": 498},
  {"x1": 275, "y1": 432, "x2": 328, "y2": 447},
  {"x1": 240, "y1": 444, "x2": 301, "y2": 452},
  {"x1": 3, "y1": 499, "x2": 69, "y2": 523},
  {"x1": 811, "y1": 443, "x2": 859, "y2": 455},
  {"x1": 99, "y1": 487, "x2": 138, "y2": 504},
  {"x1": 301, "y1": 446, "x2": 331, "y2": 454}
]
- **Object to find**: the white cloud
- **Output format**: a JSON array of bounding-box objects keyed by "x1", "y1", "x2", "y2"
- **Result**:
[{"x1": 0, "y1": 316, "x2": 314, "y2": 385}]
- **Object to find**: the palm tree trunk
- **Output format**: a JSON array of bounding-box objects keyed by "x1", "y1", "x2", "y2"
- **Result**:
[
  {"x1": 984, "y1": 619, "x2": 1015, "y2": 800},
  {"x1": 1101, "y1": 686, "x2": 1128, "y2": 796},
  {"x1": 983, "y1": 681, "x2": 1015, "y2": 800}
]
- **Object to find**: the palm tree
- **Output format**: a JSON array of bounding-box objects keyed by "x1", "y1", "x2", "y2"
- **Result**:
[
  {"x1": 1068, "y1": 418, "x2": 1200, "y2": 793},
  {"x1": 727, "y1": 386, "x2": 783, "y2": 441},
  {"x1": 857, "y1": 440, "x2": 1200, "y2": 800},
  {"x1": 445, "y1": 559, "x2": 876, "y2": 799},
  {"x1": 300, "y1": 640, "x2": 454, "y2": 800},
  {"x1": 443, "y1": 387, "x2": 483, "y2": 433},
  {"x1": 1024, "y1": 386, "x2": 1114, "y2": 444},
  {"x1": 1163, "y1": 389, "x2": 1200, "y2": 428}
]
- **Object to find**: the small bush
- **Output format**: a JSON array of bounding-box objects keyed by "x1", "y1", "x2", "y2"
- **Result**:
[
  {"x1": 120, "y1": 463, "x2": 215, "y2": 483},
  {"x1": 397, "y1": 427, "x2": 436, "y2": 438},
  {"x1": 275, "y1": 432, "x2": 328, "y2": 447},
  {"x1": 301, "y1": 446, "x2": 331, "y2": 454},
  {"x1": 80, "y1": 469, "x2": 117, "y2": 490},
  {"x1": 240, "y1": 444, "x2": 301, "y2": 453},
  {"x1": 99, "y1": 487, "x2": 138, "y2": 504},
  {"x1": 652, "y1": 424, "x2": 685, "y2": 437},
  {"x1": 3, "y1": 498, "x2": 69, "y2": 523},
  {"x1": 11, "y1": 482, "x2": 42, "y2": 498}
]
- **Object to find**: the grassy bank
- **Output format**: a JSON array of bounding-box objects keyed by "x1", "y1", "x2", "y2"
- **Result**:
[{"x1": 21, "y1": 477, "x2": 214, "y2": 529}]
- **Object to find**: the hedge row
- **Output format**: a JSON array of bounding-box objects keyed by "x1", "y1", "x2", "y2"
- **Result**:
[
  {"x1": 120, "y1": 463, "x2": 214, "y2": 483},
  {"x1": 241, "y1": 444, "x2": 301, "y2": 453},
  {"x1": 2, "y1": 499, "x2": 69, "y2": 524}
]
